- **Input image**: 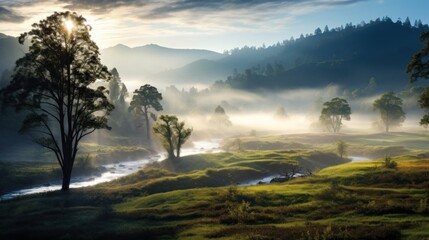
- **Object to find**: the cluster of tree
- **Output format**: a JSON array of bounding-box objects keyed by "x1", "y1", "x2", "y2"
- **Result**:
[
  {"x1": 407, "y1": 31, "x2": 429, "y2": 127},
  {"x1": 319, "y1": 92, "x2": 406, "y2": 133},
  {"x1": 0, "y1": 12, "x2": 193, "y2": 191},
  {"x1": 212, "y1": 17, "x2": 429, "y2": 92}
]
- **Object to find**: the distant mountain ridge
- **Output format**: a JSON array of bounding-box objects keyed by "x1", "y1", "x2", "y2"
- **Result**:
[
  {"x1": 156, "y1": 18, "x2": 429, "y2": 92},
  {"x1": 100, "y1": 43, "x2": 224, "y2": 79},
  {"x1": 1, "y1": 17, "x2": 428, "y2": 92}
]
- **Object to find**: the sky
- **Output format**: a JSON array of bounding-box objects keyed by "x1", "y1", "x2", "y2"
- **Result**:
[{"x1": 0, "y1": 0, "x2": 428, "y2": 52}]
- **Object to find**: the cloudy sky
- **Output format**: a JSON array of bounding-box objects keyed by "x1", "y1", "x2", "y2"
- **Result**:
[{"x1": 0, "y1": 0, "x2": 428, "y2": 52}]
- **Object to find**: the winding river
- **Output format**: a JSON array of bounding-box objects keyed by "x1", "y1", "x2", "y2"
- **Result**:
[
  {"x1": 0, "y1": 144, "x2": 371, "y2": 200},
  {"x1": 0, "y1": 139, "x2": 223, "y2": 200}
]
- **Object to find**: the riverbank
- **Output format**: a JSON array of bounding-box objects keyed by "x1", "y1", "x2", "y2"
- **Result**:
[
  {"x1": 0, "y1": 139, "x2": 223, "y2": 200},
  {"x1": 0, "y1": 152, "x2": 428, "y2": 239}
]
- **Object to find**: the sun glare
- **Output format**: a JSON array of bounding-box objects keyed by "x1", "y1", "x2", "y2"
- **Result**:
[{"x1": 63, "y1": 19, "x2": 74, "y2": 33}]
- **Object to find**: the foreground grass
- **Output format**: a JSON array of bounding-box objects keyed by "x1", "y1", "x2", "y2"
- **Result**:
[{"x1": 1, "y1": 147, "x2": 429, "y2": 239}]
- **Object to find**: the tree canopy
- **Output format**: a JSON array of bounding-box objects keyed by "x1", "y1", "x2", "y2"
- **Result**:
[
  {"x1": 319, "y1": 97, "x2": 351, "y2": 133},
  {"x1": 373, "y1": 92, "x2": 405, "y2": 132},
  {"x1": 153, "y1": 115, "x2": 192, "y2": 160},
  {"x1": 407, "y1": 31, "x2": 429, "y2": 126},
  {"x1": 210, "y1": 105, "x2": 232, "y2": 127},
  {"x1": 129, "y1": 84, "x2": 163, "y2": 140},
  {"x1": 0, "y1": 11, "x2": 113, "y2": 191}
]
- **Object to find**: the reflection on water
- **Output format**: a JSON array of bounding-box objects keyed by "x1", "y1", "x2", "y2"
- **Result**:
[{"x1": 0, "y1": 139, "x2": 222, "y2": 200}]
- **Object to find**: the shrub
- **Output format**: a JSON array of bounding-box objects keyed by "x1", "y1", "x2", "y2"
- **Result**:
[{"x1": 384, "y1": 156, "x2": 397, "y2": 169}]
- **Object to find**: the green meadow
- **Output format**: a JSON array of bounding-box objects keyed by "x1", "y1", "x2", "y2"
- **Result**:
[{"x1": 0, "y1": 132, "x2": 428, "y2": 239}]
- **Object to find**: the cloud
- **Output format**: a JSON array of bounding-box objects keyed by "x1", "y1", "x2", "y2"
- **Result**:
[
  {"x1": 0, "y1": 6, "x2": 25, "y2": 23},
  {"x1": 63, "y1": 0, "x2": 367, "y2": 18}
]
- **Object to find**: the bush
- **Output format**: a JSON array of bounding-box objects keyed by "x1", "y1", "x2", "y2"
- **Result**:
[{"x1": 384, "y1": 156, "x2": 397, "y2": 169}]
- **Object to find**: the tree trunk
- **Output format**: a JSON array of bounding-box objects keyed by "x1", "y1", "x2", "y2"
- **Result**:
[
  {"x1": 61, "y1": 168, "x2": 72, "y2": 191},
  {"x1": 176, "y1": 143, "x2": 181, "y2": 158},
  {"x1": 144, "y1": 110, "x2": 150, "y2": 141}
]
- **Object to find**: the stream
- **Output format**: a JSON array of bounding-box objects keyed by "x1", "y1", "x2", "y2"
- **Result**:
[
  {"x1": 0, "y1": 139, "x2": 223, "y2": 200},
  {"x1": 238, "y1": 155, "x2": 372, "y2": 186},
  {"x1": 1, "y1": 146, "x2": 371, "y2": 200}
]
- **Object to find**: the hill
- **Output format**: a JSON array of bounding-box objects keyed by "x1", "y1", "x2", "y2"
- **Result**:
[
  {"x1": 158, "y1": 18, "x2": 429, "y2": 92},
  {"x1": 100, "y1": 43, "x2": 223, "y2": 79},
  {"x1": 0, "y1": 34, "x2": 27, "y2": 87},
  {"x1": 1, "y1": 132, "x2": 428, "y2": 239}
]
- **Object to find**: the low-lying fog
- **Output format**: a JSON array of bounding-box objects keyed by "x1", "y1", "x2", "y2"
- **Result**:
[{"x1": 125, "y1": 82, "x2": 427, "y2": 136}]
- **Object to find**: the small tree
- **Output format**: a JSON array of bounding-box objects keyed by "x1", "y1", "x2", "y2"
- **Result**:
[
  {"x1": 0, "y1": 12, "x2": 113, "y2": 191},
  {"x1": 319, "y1": 97, "x2": 351, "y2": 133},
  {"x1": 274, "y1": 106, "x2": 288, "y2": 119},
  {"x1": 210, "y1": 105, "x2": 232, "y2": 127},
  {"x1": 336, "y1": 140, "x2": 348, "y2": 159},
  {"x1": 153, "y1": 114, "x2": 192, "y2": 160},
  {"x1": 129, "y1": 84, "x2": 163, "y2": 140},
  {"x1": 407, "y1": 31, "x2": 429, "y2": 127},
  {"x1": 373, "y1": 92, "x2": 405, "y2": 132}
]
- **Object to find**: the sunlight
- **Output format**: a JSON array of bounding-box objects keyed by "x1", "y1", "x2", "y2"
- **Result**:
[{"x1": 63, "y1": 19, "x2": 74, "y2": 33}]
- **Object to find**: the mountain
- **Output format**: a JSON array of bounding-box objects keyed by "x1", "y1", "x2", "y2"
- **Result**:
[
  {"x1": 100, "y1": 44, "x2": 224, "y2": 79},
  {"x1": 0, "y1": 34, "x2": 27, "y2": 86},
  {"x1": 157, "y1": 18, "x2": 429, "y2": 92}
]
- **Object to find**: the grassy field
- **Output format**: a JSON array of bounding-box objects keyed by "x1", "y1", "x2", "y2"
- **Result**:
[
  {"x1": 223, "y1": 132, "x2": 429, "y2": 157},
  {"x1": 0, "y1": 132, "x2": 428, "y2": 239}
]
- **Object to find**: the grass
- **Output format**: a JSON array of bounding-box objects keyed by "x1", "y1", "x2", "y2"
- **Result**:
[{"x1": 1, "y1": 132, "x2": 429, "y2": 239}]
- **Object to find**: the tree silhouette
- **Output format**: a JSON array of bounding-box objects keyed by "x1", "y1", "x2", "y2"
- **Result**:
[
  {"x1": 210, "y1": 105, "x2": 232, "y2": 127},
  {"x1": 153, "y1": 115, "x2": 192, "y2": 160},
  {"x1": 336, "y1": 140, "x2": 348, "y2": 159},
  {"x1": 373, "y1": 92, "x2": 405, "y2": 132},
  {"x1": 407, "y1": 31, "x2": 429, "y2": 127},
  {"x1": 129, "y1": 84, "x2": 163, "y2": 140},
  {"x1": 0, "y1": 12, "x2": 113, "y2": 191},
  {"x1": 174, "y1": 120, "x2": 192, "y2": 158},
  {"x1": 319, "y1": 97, "x2": 351, "y2": 133}
]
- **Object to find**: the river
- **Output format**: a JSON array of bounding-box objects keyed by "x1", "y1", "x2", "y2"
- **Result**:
[
  {"x1": 0, "y1": 139, "x2": 223, "y2": 200},
  {"x1": 238, "y1": 155, "x2": 372, "y2": 186}
]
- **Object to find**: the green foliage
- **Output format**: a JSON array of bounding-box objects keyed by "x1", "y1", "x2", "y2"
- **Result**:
[
  {"x1": 225, "y1": 200, "x2": 254, "y2": 224},
  {"x1": 319, "y1": 97, "x2": 351, "y2": 133},
  {"x1": 75, "y1": 154, "x2": 96, "y2": 169},
  {"x1": 373, "y1": 92, "x2": 405, "y2": 132},
  {"x1": 153, "y1": 115, "x2": 192, "y2": 160},
  {"x1": 407, "y1": 31, "x2": 429, "y2": 82},
  {"x1": 418, "y1": 87, "x2": 429, "y2": 127},
  {"x1": 0, "y1": 11, "x2": 113, "y2": 191},
  {"x1": 129, "y1": 84, "x2": 163, "y2": 140},
  {"x1": 384, "y1": 156, "x2": 397, "y2": 169},
  {"x1": 336, "y1": 140, "x2": 348, "y2": 158}
]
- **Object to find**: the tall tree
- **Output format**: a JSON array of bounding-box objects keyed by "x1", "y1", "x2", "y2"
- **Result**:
[
  {"x1": 129, "y1": 84, "x2": 163, "y2": 140},
  {"x1": 108, "y1": 68, "x2": 128, "y2": 106},
  {"x1": 153, "y1": 115, "x2": 192, "y2": 160},
  {"x1": 373, "y1": 92, "x2": 405, "y2": 132},
  {"x1": 0, "y1": 12, "x2": 113, "y2": 191},
  {"x1": 174, "y1": 120, "x2": 192, "y2": 158},
  {"x1": 407, "y1": 31, "x2": 429, "y2": 127},
  {"x1": 319, "y1": 97, "x2": 351, "y2": 133}
]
